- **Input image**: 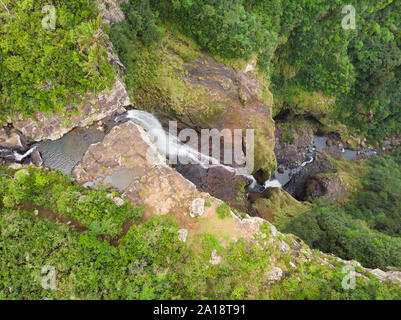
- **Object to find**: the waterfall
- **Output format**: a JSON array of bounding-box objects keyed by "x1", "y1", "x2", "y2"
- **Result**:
[
  {"x1": 300, "y1": 156, "x2": 314, "y2": 167},
  {"x1": 264, "y1": 179, "x2": 282, "y2": 189},
  {"x1": 119, "y1": 110, "x2": 260, "y2": 189},
  {"x1": 13, "y1": 146, "x2": 37, "y2": 162}
]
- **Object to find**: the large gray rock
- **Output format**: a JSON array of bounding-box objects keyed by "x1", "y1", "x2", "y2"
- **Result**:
[
  {"x1": 305, "y1": 174, "x2": 348, "y2": 203},
  {"x1": 73, "y1": 122, "x2": 200, "y2": 218},
  {"x1": 284, "y1": 150, "x2": 336, "y2": 199},
  {"x1": 30, "y1": 150, "x2": 43, "y2": 167},
  {"x1": 274, "y1": 123, "x2": 314, "y2": 169}
]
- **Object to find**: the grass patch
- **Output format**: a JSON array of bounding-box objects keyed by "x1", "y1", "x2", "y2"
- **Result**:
[{"x1": 216, "y1": 203, "x2": 232, "y2": 219}]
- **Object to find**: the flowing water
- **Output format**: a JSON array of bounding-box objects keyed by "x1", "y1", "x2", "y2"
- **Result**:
[
  {"x1": 35, "y1": 126, "x2": 107, "y2": 175},
  {"x1": 119, "y1": 110, "x2": 263, "y2": 191},
  {"x1": 0, "y1": 110, "x2": 389, "y2": 194}
]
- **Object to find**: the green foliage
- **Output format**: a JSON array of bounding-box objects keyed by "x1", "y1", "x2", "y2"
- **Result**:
[
  {"x1": 0, "y1": 167, "x2": 142, "y2": 236},
  {"x1": 216, "y1": 203, "x2": 231, "y2": 219},
  {"x1": 271, "y1": 0, "x2": 401, "y2": 142},
  {"x1": 284, "y1": 150, "x2": 401, "y2": 269},
  {"x1": 269, "y1": 262, "x2": 401, "y2": 300},
  {"x1": 150, "y1": 0, "x2": 272, "y2": 60},
  {"x1": 345, "y1": 152, "x2": 401, "y2": 237},
  {"x1": 104, "y1": 0, "x2": 164, "y2": 102},
  {"x1": 0, "y1": 0, "x2": 114, "y2": 120},
  {"x1": 2, "y1": 207, "x2": 400, "y2": 300},
  {"x1": 284, "y1": 204, "x2": 401, "y2": 269}
]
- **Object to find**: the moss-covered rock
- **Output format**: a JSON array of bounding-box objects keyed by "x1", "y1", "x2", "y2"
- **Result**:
[{"x1": 129, "y1": 29, "x2": 277, "y2": 177}]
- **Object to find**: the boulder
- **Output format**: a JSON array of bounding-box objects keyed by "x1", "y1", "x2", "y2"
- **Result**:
[
  {"x1": 304, "y1": 174, "x2": 347, "y2": 203},
  {"x1": 73, "y1": 122, "x2": 200, "y2": 218},
  {"x1": 284, "y1": 150, "x2": 336, "y2": 200},
  {"x1": 176, "y1": 164, "x2": 249, "y2": 212},
  {"x1": 30, "y1": 150, "x2": 43, "y2": 167},
  {"x1": 0, "y1": 128, "x2": 25, "y2": 150},
  {"x1": 274, "y1": 122, "x2": 314, "y2": 169}
]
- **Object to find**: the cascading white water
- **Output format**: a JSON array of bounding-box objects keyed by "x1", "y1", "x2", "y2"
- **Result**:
[
  {"x1": 13, "y1": 146, "x2": 37, "y2": 162},
  {"x1": 264, "y1": 179, "x2": 282, "y2": 189},
  {"x1": 300, "y1": 156, "x2": 314, "y2": 167},
  {"x1": 120, "y1": 110, "x2": 261, "y2": 189}
]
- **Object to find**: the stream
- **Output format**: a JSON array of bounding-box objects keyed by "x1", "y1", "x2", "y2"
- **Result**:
[{"x1": 0, "y1": 110, "x2": 390, "y2": 195}]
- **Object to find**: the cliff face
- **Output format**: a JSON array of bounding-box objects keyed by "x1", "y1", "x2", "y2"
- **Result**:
[
  {"x1": 13, "y1": 80, "x2": 129, "y2": 142},
  {"x1": 72, "y1": 120, "x2": 279, "y2": 245},
  {"x1": 130, "y1": 31, "x2": 277, "y2": 179},
  {"x1": 71, "y1": 119, "x2": 401, "y2": 287},
  {"x1": 4, "y1": 1, "x2": 130, "y2": 143},
  {"x1": 181, "y1": 56, "x2": 277, "y2": 178}
]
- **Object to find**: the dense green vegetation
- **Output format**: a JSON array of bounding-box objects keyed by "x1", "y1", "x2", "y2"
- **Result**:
[
  {"x1": 0, "y1": 0, "x2": 114, "y2": 121},
  {"x1": 284, "y1": 149, "x2": 401, "y2": 269},
  {"x1": 272, "y1": 0, "x2": 401, "y2": 142},
  {"x1": 103, "y1": 0, "x2": 164, "y2": 101},
  {"x1": 1, "y1": 206, "x2": 401, "y2": 299},
  {"x1": 1, "y1": 166, "x2": 400, "y2": 299},
  {"x1": 0, "y1": 167, "x2": 141, "y2": 236},
  {"x1": 2, "y1": 1, "x2": 400, "y2": 141},
  {"x1": 107, "y1": 0, "x2": 401, "y2": 142},
  {"x1": 1, "y1": 0, "x2": 401, "y2": 300}
]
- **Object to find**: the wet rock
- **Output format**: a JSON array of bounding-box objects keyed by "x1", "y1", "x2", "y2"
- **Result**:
[
  {"x1": 176, "y1": 164, "x2": 249, "y2": 212},
  {"x1": 190, "y1": 198, "x2": 205, "y2": 218},
  {"x1": 277, "y1": 167, "x2": 284, "y2": 174},
  {"x1": 274, "y1": 122, "x2": 314, "y2": 169},
  {"x1": 173, "y1": 55, "x2": 276, "y2": 177},
  {"x1": 304, "y1": 174, "x2": 347, "y2": 203},
  {"x1": 284, "y1": 151, "x2": 336, "y2": 200},
  {"x1": 209, "y1": 250, "x2": 222, "y2": 265},
  {"x1": 30, "y1": 150, "x2": 43, "y2": 167},
  {"x1": 178, "y1": 229, "x2": 188, "y2": 243}
]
